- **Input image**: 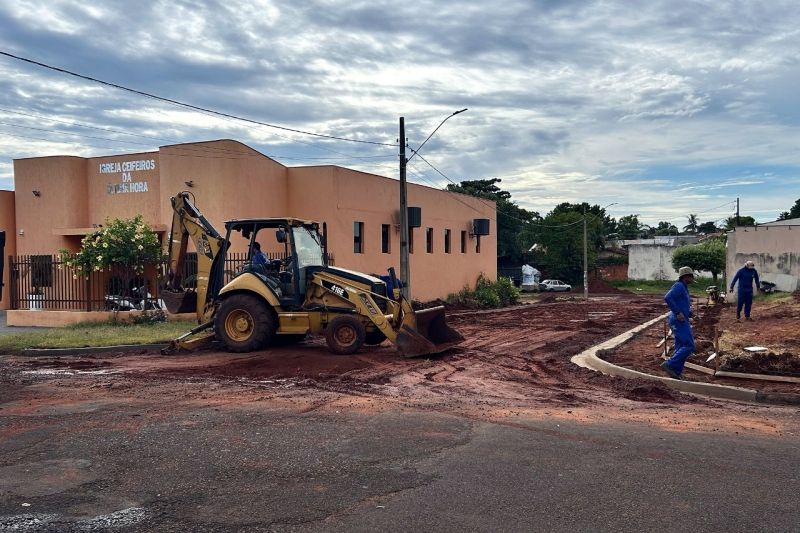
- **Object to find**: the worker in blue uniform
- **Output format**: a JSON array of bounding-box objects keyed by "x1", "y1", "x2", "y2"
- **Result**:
[
  {"x1": 730, "y1": 260, "x2": 760, "y2": 321},
  {"x1": 662, "y1": 266, "x2": 696, "y2": 380}
]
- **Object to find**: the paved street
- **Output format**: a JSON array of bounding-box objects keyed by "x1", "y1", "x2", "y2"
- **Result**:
[{"x1": 1, "y1": 370, "x2": 798, "y2": 532}]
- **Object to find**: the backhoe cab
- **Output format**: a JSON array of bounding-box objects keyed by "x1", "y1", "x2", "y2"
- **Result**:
[{"x1": 161, "y1": 191, "x2": 463, "y2": 357}]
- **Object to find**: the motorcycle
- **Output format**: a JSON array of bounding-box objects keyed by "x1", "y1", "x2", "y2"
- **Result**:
[
  {"x1": 104, "y1": 283, "x2": 165, "y2": 311},
  {"x1": 705, "y1": 285, "x2": 726, "y2": 304}
]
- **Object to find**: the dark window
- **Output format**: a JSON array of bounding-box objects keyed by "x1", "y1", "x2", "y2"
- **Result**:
[
  {"x1": 409, "y1": 228, "x2": 414, "y2": 254},
  {"x1": 460, "y1": 230, "x2": 467, "y2": 253},
  {"x1": 381, "y1": 224, "x2": 391, "y2": 254},
  {"x1": 426, "y1": 227, "x2": 433, "y2": 253},
  {"x1": 476, "y1": 235, "x2": 481, "y2": 253},
  {"x1": 444, "y1": 229, "x2": 451, "y2": 254},
  {"x1": 354, "y1": 221, "x2": 364, "y2": 253}
]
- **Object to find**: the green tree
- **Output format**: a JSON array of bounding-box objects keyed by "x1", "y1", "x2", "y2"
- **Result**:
[
  {"x1": 683, "y1": 214, "x2": 698, "y2": 234},
  {"x1": 777, "y1": 198, "x2": 800, "y2": 220},
  {"x1": 697, "y1": 221, "x2": 719, "y2": 234},
  {"x1": 446, "y1": 178, "x2": 540, "y2": 262},
  {"x1": 616, "y1": 214, "x2": 642, "y2": 239},
  {"x1": 654, "y1": 221, "x2": 679, "y2": 236},
  {"x1": 723, "y1": 215, "x2": 756, "y2": 229},
  {"x1": 60, "y1": 215, "x2": 162, "y2": 276},
  {"x1": 671, "y1": 239, "x2": 726, "y2": 283},
  {"x1": 549, "y1": 202, "x2": 616, "y2": 249},
  {"x1": 535, "y1": 211, "x2": 588, "y2": 283}
]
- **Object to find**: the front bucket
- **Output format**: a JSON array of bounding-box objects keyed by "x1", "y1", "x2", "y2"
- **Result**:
[
  {"x1": 161, "y1": 289, "x2": 198, "y2": 315},
  {"x1": 395, "y1": 305, "x2": 464, "y2": 357}
]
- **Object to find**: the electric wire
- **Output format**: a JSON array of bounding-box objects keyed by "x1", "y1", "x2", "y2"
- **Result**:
[
  {"x1": 0, "y1": 50, "x2": 398, "y2": 147},
  {"x1": 0, "y1": 107, "x2": 396, "y2": 164}
]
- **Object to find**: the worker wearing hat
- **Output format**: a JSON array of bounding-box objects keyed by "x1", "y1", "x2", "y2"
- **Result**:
[
  {"x1": 661, "y1": 266, "x2": 696, "y2": 379},
  {"x1": 730, "y1": 260, "x2": 761, "y2": 321}
]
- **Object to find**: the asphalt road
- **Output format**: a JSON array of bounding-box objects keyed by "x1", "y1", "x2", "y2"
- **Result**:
[{"x1": 1, "y1": 380, "x2": 798, "y2": 532}]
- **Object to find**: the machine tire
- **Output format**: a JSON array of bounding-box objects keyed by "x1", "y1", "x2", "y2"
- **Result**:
[
  {"x1": 324, "y1": 315, "x2": 366, "y2": 355},
  {"x1": 364, "y1": 329, "x2": 387, "y2": 346},
  {"x1": 215, "y1": 293, "x2": 276, "y2": 352}
]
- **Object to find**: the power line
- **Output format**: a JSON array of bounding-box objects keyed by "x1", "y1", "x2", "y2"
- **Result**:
[{"x1": 0, "y1": 50, "x2": 398, "y2": 147}]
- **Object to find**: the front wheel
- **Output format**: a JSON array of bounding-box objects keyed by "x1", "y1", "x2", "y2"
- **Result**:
[
  {"x1": 215, "y1": 294, "x2": 276, "y2": 352},
  {"x1": 324, "y1": 315, "x2": 366, "y2": 355}
]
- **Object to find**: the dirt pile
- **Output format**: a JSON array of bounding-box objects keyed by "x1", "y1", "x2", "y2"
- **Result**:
[{"x1": 722, "y1": 351, "x2": 800, "y2": 377}]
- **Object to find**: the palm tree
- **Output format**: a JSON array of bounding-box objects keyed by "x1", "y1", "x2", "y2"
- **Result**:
[{"x1": 683, "y1": 213, "x2": 698, "y2": 234}]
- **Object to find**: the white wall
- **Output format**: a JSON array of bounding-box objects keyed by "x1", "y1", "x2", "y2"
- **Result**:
[
  {"x1": 726, "y1": 225, "x2": 800, "y2": 301},
  {"x1": 628, "y1": 244, "x2": 712, "y2": 281}
]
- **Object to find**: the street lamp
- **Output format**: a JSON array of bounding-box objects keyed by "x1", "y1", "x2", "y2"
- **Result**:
[
  {"x1": 584, "y1": 202, "x2": 618, "y2": 300},
  {"x1": 399, "y1": 109, "x2": 468, "y2": 300}
]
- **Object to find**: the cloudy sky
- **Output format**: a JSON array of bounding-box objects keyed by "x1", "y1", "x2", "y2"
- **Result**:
[{"x1": 1, "y1": 0, "x2": 798, "y2": 225}]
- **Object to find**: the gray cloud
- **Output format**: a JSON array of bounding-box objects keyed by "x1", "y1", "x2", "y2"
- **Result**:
[{"x1": 1, "y1": 0, "x2": 798, "y2": 222}]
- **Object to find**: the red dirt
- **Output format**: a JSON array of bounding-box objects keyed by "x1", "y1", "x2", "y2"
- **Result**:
[
  {"x1": 603, "y1": 298, "x2": 800, "y2": 392},
  {"x1": 3, "y1": 295, "x2": 799, "y2": 436}
]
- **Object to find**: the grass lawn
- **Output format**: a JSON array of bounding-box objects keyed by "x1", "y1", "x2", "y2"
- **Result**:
[
  {"x1": 610, "y1": 279, "x2": 722, "y2": 298},
  {"x1": 0, "y1": 319, "x2": 197, "y2": 352}
]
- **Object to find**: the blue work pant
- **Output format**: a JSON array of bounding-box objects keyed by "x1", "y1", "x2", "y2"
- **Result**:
[
  {"x1": 665, "y1": 316, "x2": 694, "y2": 375},
  {"x1": 737, "y1": 290, "x2": 753, "y2": 318}
]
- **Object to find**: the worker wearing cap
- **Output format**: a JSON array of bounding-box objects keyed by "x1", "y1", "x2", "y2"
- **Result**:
[
  {"x1": 661, "y1": 266, "x2": 696, "y2": 379},
  {"x1": 730, "y1": 260, "x2": 761, "y2": 321}
]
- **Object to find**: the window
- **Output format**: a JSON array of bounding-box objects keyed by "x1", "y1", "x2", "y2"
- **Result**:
[
  {"x1": 426, "y1": 227, "x2": 433, "y2": 253},
  {"x1": 444, "y1": 229, "x2": 451, "y2": 254},
  {"x1": 381, "y1": 224, "x2": 391, "y2": 253},
  {"x1": 476, "y1": 235, "x2": 481, "y2": 253},
  {"x1": 353, "y1": 221, "x2": 364, "y2": 253},
  {"x1": 460, "y1": 230, "x2": 467, "y2": 253},
  {"x1": 409, "y1": 228, "x2": 414, "y2": 254}
]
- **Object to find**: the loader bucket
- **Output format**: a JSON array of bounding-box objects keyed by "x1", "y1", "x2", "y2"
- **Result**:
[
  {"x1": 161, "y1": 289, "x2": 198, "y2": 315},
  {"x1": 395, "y1": 305, "x2": 464, "y2": 357}
]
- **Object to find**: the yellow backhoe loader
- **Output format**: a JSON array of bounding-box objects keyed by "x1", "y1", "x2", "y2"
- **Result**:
[{"x1": 161, "y1": 191, "x2": 463, "y2": 356}]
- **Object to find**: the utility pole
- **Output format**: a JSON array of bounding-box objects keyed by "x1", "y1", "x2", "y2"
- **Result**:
[
  {"x1": 736, "y1": 197, "x2": 740, "y2": 227},
  {"x1": 399, "y1": 117, "x2": 410, "y2": 300},
  {"x1": 583, "y1": 205, "x2": 588, "y2": 301}
]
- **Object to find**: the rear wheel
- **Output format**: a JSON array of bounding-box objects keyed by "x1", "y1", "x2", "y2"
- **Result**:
[
  {"x1": 324, "y1": 315, "x2": 366, "y2": 355},
  {"x1": 215, "y1": 294, "x2": 276, "y2": 352}
]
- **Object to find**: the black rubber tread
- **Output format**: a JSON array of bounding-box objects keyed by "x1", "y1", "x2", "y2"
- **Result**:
[
  {"x1": 215, "y1": 293, "x2": 277, "y2": 352},
  {"x1": 324, "y1": 315, "x2": 366, "y2": 355},
  {"x1": 364, "y1": 328, "x2": 387, "y2": 346}
]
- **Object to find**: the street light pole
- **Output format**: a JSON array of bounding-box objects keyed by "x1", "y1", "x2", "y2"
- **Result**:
[
  {"x1": 583, "y1": 202, "x2": 617, "y2": 301},
  {"x1": 399, "y1": 117, "x2": 410, "y2": 300},
  {"x1": 398, "y1": 109, "x2": 467, "y2": 301},
  {"x1": 583, "y1": 205, "x2": 588, "y2": 300}
]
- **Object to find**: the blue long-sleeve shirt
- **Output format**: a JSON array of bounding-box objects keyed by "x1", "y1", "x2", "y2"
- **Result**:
[
  {"x1": 664, "y1": 280, "x2": 692, "y2": 319},
  {"x1": 730, "y1": 267, "x2": 760, "y2": 293}
]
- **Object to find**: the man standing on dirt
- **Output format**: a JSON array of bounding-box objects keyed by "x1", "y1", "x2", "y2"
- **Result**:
[
  {"x1": 730, "y1": 260, "x2": 761, "y2": 321},
  {"x1": 661, "y1": 266, "x2": 696, "y2": 380}
]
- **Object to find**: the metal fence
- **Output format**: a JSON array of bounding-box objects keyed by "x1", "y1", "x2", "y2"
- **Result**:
[{"x1": 8, "y1": 252, "x2": 334, "y2": 311}]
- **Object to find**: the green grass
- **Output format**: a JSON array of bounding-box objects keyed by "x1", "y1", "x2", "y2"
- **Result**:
[
  {"x1": 0, "y1": 319, "x2": 197, "y2": 352},
  {"x1": 609, "y1": 279, "x2": 719, "y2": 298}
]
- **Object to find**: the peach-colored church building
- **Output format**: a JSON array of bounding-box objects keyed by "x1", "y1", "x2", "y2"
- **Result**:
[{"x1": 1, "y1": 139, "x2": 496, "y2": 310}]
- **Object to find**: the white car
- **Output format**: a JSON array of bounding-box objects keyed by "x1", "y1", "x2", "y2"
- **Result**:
[{"x1": 540, "y1": 279, "x2": 572, "y2": 292}]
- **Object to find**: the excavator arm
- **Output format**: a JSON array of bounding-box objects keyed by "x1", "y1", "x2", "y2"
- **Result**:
[{"x1": 161, "y1": 191, "x2": 226, "y2": 323}]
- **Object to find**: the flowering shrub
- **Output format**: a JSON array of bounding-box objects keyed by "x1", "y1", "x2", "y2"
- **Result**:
[{"x1": 60, "y1": 215, "x2": 162, "y2": 276}]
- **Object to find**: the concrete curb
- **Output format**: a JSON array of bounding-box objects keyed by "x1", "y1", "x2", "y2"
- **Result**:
[
  {"x1": 570, "y1": 313, "x2": 800, "y2": 404},
  {"x1": 21, "y1": 344, "x2": 168, "y2": 357}
]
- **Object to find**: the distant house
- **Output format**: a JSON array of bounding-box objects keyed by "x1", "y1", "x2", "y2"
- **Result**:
[
  {"x1": 726, "y1": 218, "x2": 800, "y2": 300},
  {"x1": 624, "y1": 236, "x2": 708, "y2": 281}
]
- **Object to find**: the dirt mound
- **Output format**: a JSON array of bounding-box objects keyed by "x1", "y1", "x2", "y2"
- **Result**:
[
  {"x1": 614, "y1": 379, "x2": 684, "y2": 403},
  {"x1": 722, "y1": 351, "x2": 800, "y2": 377},
  {"x1": 588, "y1": 278, "x2": 625, "y2": 294}
]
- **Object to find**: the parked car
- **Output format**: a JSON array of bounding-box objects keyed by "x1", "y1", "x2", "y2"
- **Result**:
[{"x1": 540, "y1": 279, "x2": 572, "y2": 292}]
